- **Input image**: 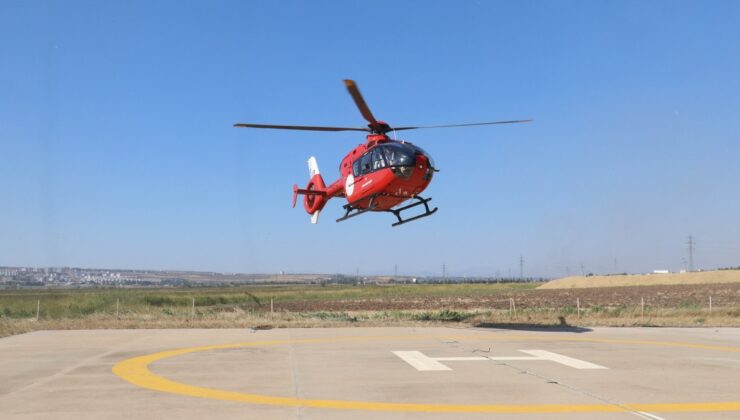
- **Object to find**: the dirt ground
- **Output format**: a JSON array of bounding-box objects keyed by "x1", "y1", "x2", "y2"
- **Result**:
[
  {"x1": 3, "y1": 282, "x2": 738, "y2": 337},
  {"x1": 269, "y1": 282, "x2": 740, "y2": 312},
  {"x1": 538, "y1": 269, "x2": 740, "y2": 289}
]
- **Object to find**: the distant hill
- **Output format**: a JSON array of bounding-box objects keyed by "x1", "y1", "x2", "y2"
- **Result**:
[{"x1": 538, "y1": 269, "x2": 740, "y2": 289}]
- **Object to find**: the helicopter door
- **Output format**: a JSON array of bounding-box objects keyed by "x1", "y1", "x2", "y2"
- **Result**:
[
  {"x1": 358, "y1": 152, "x2": 373, "y2": 175},
  {"x1": 350, "y1": 152, "x2": 374, "y2": 196}
]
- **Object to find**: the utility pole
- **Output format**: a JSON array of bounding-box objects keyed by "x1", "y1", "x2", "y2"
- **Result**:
[
  {"x1": 580, "y1": 263, "x2": 585, "y2": 276},
  {"x1": 687, "y1": 234, "x2": 695, "y2": 272},
  {"x1": 394, "y1": 264, "x2": 398, "y2": 279},
  {"x1": 442, "y1": 263, "x2": 446, "y2": 280},
  {"x1": 519, "y1": 256, "x2": 524, "y2": 280}
]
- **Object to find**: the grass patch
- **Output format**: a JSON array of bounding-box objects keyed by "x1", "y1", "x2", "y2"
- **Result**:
[
  {"x1": 414, "y1": 309, "x2": 475, "y2": 322},
  {"x1": 1, "y1": 283, "x2": 738, "y2": 337},
  {"x1": 677, "y1": 300, "x2": 701, "y2": 310},
  {"x1": 298, "y1": 311, "x2": 358, "y2": 322}
]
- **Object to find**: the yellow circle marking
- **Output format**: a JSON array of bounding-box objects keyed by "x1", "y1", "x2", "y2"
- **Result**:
[{"x1": 112, "y1": 334, "x2": 740, "y2": 413}]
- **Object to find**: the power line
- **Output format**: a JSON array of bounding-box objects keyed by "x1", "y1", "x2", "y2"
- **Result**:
[{"x1": 519, "y1": 256, "x2": 524, "y2": 279}]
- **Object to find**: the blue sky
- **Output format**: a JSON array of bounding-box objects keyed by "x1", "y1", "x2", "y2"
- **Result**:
[{"x1": 2, "y1": 1, "x2": 739, "y2": 277}]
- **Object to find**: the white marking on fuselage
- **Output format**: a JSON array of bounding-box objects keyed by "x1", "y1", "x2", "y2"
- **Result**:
[
  {"x1": 361, "y1": 179, "x2": 373, "y2": 188},
  {"x1": 345, "y1": 174, "x2": 355, "y2": 197}
]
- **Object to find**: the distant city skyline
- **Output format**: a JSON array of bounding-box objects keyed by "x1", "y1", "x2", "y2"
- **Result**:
[
  {"x1": 0, "y1": 265, "x2": 550, "y2": 291},
  {"x1": 2, "y1": 1, "x2": 739, "y2": 276}
]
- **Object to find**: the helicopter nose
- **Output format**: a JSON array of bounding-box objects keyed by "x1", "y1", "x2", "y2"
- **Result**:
[
  {"x1": 424, "y1": 153, "x2": 436, "y2": 171},
  {"x1": 422, "y1": 155, "x2": 435, "y2": 181}
]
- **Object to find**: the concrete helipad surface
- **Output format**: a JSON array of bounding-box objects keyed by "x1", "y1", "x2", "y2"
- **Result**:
[{"x1": 1, "y1": 327, "x2": 739, "y2": 419}]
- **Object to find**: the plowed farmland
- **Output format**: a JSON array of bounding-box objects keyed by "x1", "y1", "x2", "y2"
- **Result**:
[
  {"x1": 271, "y1": 282, "x2": 740, "y2": 312},
  {"x1": 2, "y1": 281, "x2": 739, "y2": 337}
]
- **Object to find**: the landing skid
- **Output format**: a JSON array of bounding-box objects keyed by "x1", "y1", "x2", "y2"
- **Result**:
[
  {"x1": 385, "y1": 195, "x2": 438, "y2": 227},
  {"x1": 336, "y1": 194, "x2": 438, "y2": 227}
]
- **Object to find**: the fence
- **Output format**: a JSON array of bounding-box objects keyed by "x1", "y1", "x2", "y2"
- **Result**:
[{"x1": 0, "y1": 294, "x2": 730, "y2": 322}]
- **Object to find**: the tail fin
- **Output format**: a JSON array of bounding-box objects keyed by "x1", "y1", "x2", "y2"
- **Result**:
[
  {"x1": 308, "y1": 156, "x2": 320, "y2": 178},
  {"x1": 292, "y1": 156, "x2": 328, "y2": 224}
]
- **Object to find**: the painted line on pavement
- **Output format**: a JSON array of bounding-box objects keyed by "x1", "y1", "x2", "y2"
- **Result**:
[
  {"x1": 392, "y1": 351, "x2": 452, "y2": 371},
  {"x1": 394, "y1": 349, "x2": 607, "y2": 371},
  {"x1": 520, "y1": 350, "x2": 608, "y2": 369},
  {"x1": 112, "y1": 333, "x2": 740, "y2": 414}
]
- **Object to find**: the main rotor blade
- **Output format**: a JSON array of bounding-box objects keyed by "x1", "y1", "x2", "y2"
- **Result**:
[
  {"x1": 391, "y1": 119, "x2": 533, "y2": 131},
  {"x1": 343, "y1": 79, "x2": 377, "y2": 125},
  {"x1": 234, "y1": 123, "x2": 369, "y2": 132}
]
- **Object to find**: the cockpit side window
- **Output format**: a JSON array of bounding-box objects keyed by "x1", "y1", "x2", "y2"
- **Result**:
[
  {"x1": 352, "y1": 159, "x2": 361, "y2": 176},
  {"x1": 359, "y1": 152, "x2": 373, "y2": 175}
]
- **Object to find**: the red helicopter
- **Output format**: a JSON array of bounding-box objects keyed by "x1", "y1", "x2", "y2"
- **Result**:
[{"x1": 235, "y1": 80, "x2": 530, "y2": 226}]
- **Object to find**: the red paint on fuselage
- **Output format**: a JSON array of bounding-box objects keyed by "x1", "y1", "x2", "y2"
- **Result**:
[
  {"x1": 308, "y1": 134, "x2": 434, "y2": 213},
  {"x1": 348, "y1": 153, "x2": 432, "y2": 210}
]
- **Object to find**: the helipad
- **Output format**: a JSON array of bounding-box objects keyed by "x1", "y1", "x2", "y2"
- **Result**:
[{"x1": 1, "y1": 327, "x2": 739, "y2": 419}]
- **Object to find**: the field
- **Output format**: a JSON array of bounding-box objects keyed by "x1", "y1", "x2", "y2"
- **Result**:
[
  {"x1": 538, "y1": 269, "x2": 740, "y2": 289},
  {"x1": 1, "y1": 281, "x2": 739, "y2": 338}
]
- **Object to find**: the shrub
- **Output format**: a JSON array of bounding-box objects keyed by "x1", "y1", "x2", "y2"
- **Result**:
[
  {"x1": 415, "y1": 310, "x2": 473, "y2": 322},
  {"x1": 144, "y1": 296, "x2": 176, "y2": 306}
]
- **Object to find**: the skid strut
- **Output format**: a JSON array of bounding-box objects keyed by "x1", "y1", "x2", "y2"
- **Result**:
[
  {"x1": 385, "y1": 195, "x2": 437, "y2": 227},
  {"x1": 336, "y1": 194, "x2": 378, "y2": 223},
  {"x1": 336, "y1": 194, "x2": 437, "y2": 227}
]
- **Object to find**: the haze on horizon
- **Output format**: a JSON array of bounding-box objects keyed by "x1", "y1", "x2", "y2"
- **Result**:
[{"x1": 2, "y1": 1, "x2": 739, "y2": 278}]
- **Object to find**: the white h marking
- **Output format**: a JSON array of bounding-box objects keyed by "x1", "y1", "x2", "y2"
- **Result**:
[
  {"x1": 392, "y1": 351, "x2": 452, "y2": 371},
  {"x1": 519, "y1": 350, "x2": 607, "y2": 369},
  {"x1": 393, "y1": 350, "x2": 607, "y2": 371}
]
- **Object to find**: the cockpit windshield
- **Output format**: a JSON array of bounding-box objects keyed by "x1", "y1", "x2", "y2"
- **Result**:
[
  {"x1": 352, "y1": 143, "x2": 425, "y2": 176},
  {"x1": 380, "y1": 143, "x2": 416, "y2": 167},
  {"x1": 409, "y1": 144, "x2": 435, "y2": 169}
]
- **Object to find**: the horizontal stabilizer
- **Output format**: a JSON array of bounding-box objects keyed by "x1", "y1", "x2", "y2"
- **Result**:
[{"x1": 293, "y1": 184, "x2": 326, "y2": 208}]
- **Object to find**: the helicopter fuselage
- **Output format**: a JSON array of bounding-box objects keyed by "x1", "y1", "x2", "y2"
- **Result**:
[{"x1": 319, "y1": 134, "x2": 435, "y2": 212}]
